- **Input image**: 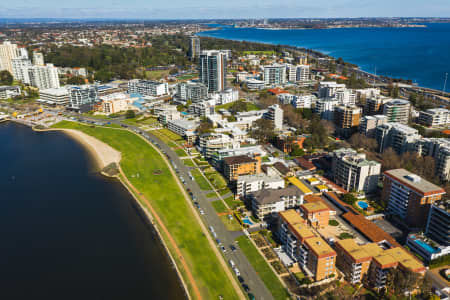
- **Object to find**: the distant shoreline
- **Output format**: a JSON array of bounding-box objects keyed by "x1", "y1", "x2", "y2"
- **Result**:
[{"x1": 199, "y1": 26, "x2": 449, "y2": 96}]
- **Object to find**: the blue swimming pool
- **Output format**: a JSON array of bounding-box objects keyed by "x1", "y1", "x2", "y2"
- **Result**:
[
  {"x1": 414, "y1": 239, "x2": 438, "y2": 254},
  {"x1": 242, "y1": 217, "x2": 253, "y2": 225},
  {"x1": 357, "y1": 201, "x2": 369, "y2": 210}
]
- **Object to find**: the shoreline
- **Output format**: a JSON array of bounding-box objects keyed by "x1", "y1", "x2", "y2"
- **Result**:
[
  {"x1": 199, "y1": 27, "x2": 449, "y2": 95},
  {"x1": 33, "y1": 125, "x2": 192, "y2": 300}
]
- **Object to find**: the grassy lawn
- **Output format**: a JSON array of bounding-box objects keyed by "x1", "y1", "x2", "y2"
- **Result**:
[
  {"x1": 151, "y1": 129, "x2": 184, "y2": 145},
  {"x1": 211, "y1": 200, "x2": 228, "y2": 213},
  {"x1": 223, "y1": 195, "x2": 243, "y2": 210},
  {"x1": 122, "y1": 117, "x2": 159, "y2": 127},
  {"x1": 177, "y1": 73, "x2": 197, "y2": 81},
  {"x1": 214, "y1": 100, "x2": 259, "y2": 112},
  {"x1": 183, "y1": 159, "x2": 195, "y2": 167},
  {"x1": 205, "y1": 172, "x2": 227, "y2": 189},
  {"x1": 219, "y1": 215, "x2": 241, "y2": 231},
  {"x1": 51, "y1": 121, "x2": 239, "y2": 300},
  {"x1": 206, "y1": 192, "x2": 217, "y2": 198},
  {"x1": 236, "y1": 236, "x2": 290, "y2": 300},
  {"x1": 191, "y1": 168, "x2": 212, "y2": 191},
  {"x1": 146, "y1": 69, "x2": 169, "y2": 80},
  {"x1": 174, "y1": 148, "x2": 187, "y2": 157},
  {"x1": 218, "y1": 188, "x2": 232, "y2": 196}
]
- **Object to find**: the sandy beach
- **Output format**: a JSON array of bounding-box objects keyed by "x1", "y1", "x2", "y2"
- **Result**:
[{"x1": 56, "y1": 128, "x2": 121, "y2": 170}]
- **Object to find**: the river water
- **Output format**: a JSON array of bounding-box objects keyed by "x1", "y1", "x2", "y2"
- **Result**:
[{"x1": 0, "y1": 122, "x2": 185, "y2": 299}]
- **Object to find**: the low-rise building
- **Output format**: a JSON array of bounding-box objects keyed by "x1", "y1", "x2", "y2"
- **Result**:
[
  {"x1": 99, "y1": 92, "x2": 136, "y2": 115},
  {"x1": 154, "y1": 104, "x2": 181, "y2": 125},
  {"x1": 406, "y1": 233, "x2": 450, "y2": 262},
  {"x1": 418, "y1": 108, "x2": 450, "y2": 128},
  {"x1": 167, "y1": 119, "x2": 198, "y2": 141},
  {"x1": 426, "y1": 202, "x2": 450, "y2": 247},
  {"x1": 382, "y1": 169, "x2": 446, "y2": 228},
  {"x1": 0, "y1": 85, "x2": 21, "y2": 99},
  {"x1": 251, "y1": 187, "x2": 304, "y2": 221},
  {"x1": 128, "y1": 79, "x2": 168, "y2": 97},
  {"x1": 244, "y1": 78, "x2": 265, "y2": 90},
  {"x1": 236, "y1": 173, "x2": 285, "y2": 198},
  {"x1": 38, "y1": 87, "x2": 69, "y2": 105},
  {"x1": 199, "y1": 133, "x2": 235, "y2": 160},
  {"x1": 68, "y1": 85, "x2": 99, "y2": 112}
]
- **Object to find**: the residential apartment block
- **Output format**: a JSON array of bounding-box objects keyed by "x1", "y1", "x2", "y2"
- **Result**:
[
  {"x1": 375, "y1": 123, "x2": 421, "y2": 153},
  {"x1": 199, "y1": 50, "x2": 227, "y2": 92},
  {"x1": 263, "y1": 104, "x2": 283, "y2": 130},
  {"x1": 127, "y1": 79, "x2": 169, "y2": 97},
  {"x1": 331, "y1": 148, "x2": 381, "y2": 194},
  {"x1": 176, "y1": 81, "x2": 208, "y2": 103},
  {"x1": 300, "y1": 202, "x2": 330, "y2": 229},
  {"x1": 223, "y1": 155, "x2": 261, "y2": 181},
  {"x1": 278, "y1": 210, "x2": 337, "y2": 281},
  {"x1": 236, "y1": 173, "x2": 285, "y2": 198},
  {"x1": 335, "y1": 239, "x2": 425, "y2": 288},
  {"x1": 382, "y1": 169, "x2": 446, "y2": 228},
  {"x1": 263, "y1": 64, "x2": 287, "y2": 86},
  {"x1": 418, "y1": 108, "x2": 450, "y2": 128},
  {"x1": 382, "y1": 99, "x2": 410, "y2": 124},
  {"x1": 426, "y1": 203, "x2": 450, "y2": 247},
  {"x1": 359, "y1": 115, "x2": 387, "y2": 138},
  {"x1": 251, "y1": 186, "x2": 303, "y2": 221}
]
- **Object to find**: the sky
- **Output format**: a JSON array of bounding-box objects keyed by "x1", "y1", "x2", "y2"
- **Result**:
[{"x1": 0, "y1": 0, "x2": 449, "y2": 19}]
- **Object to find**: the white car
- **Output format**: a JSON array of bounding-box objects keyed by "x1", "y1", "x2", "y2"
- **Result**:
[
  {"x1": 229, "y1": 259, "x2": 236, "y2": 268},
  {"x1": 233, "y1": 267, "x2": 240, "y2": 277}
]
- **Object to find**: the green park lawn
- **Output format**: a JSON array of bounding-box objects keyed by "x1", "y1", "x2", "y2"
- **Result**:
[
  {"x1": 191, "y1": 168, "x2": 212, "y2": 191},
  {"x1": 183, "y1": 159, "x2": 195, "y2": 167},
  {"x1": 51, "y1": 121, "x2": 239, "y2": 300},
  {"x1": 236, "y1": 236, "x2": 290, "y2": 300},
  {"x1": 174, "y1": 147, "x2": 187, "y2": 157},
  {"x1": 220, "y1": 215, "x2": 241, "y2": 231},
  {"x1": 211, "y1": 200, "x2": 228, "y2": 213}
]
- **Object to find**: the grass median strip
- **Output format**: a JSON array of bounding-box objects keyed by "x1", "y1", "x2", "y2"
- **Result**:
[
  {"x1": 211, "y1": 200, "x2": 228, "y2": 213},
  {"x1": 52, "y1": 121, "x2": 239, "y2": 300},
  {"x1": 236, "y1": 236, "x2": 290, "y2": 300},
  {"x1": 191, "y1": 168, "x2": 212, "y2": 191}
]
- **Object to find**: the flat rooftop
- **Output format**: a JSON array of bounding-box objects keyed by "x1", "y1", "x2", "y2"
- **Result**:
[
  {"x1": 301, "y1": 201, "x2": 329, "y2": 213},
  {"x1": 279, "y1": 210, "x2": 315, "y2": 242},
  {"x1": 288, "y1": 177, "x2": 313, "y2": 194},
  {"x1": 305, "y1": 236, "x2": 336, "y2": 258},
  {"x1": 384, "y1": 169, "x2": 446, "y2": 196}
]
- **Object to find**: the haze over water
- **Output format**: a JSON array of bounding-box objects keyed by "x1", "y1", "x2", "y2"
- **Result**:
[
  {"x1": 0, "y1": 122, "x2": 185, "y2": 300},
  {"x1": 199, "y1": 23, "x2": 450, "y2": 91}
]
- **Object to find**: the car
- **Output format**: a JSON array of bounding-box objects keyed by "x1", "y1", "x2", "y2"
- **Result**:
[
  {"x1": 199, "y1": 209, "x2": 205, "y2": 215},
  {"x1": 212, "y1": 232, "x2": 217, "y2": 239},
  {"x1": 233, "y1": 267, "x2": 240, "y2": 276},
  {"x1": 247, "y1": 293, "x2": 255, "y2": 300},
  {"x1": 237, "y1": 276, "x2": 244, "y2": 283},
  {"x1": 242, "y1": 284, "x2": 250, "y2": 293},
  {"x1": 220, "y1": 245, "x2": 226, "y2": 252},
  {"x1": 230, "y1": 245, "x2": 237, "y2": 252},
  {"x1": 228, "y1": 259, "x2": 235, "y2": 268},
  {"x1": 209, "y1": 226, "x2": 215, "y2": 233}
]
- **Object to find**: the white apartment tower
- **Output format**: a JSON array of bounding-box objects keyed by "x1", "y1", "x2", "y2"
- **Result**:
[
  {"x1": 263, "y1": 104, "x2": 284, "y2": 130},
  {"x1": 28, "y1": 64, "x2": 60, "y2": 90},
  {"x1": 0, "y1": 42, "x2": 20, "y2": 74}
]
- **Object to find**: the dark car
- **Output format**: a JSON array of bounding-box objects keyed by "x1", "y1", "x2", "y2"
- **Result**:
[
  {"x1": 230, "y1": 245, "x2": 237, "y2": 252},
  {"x1": 247, "y1": 293, "x2": 255, "y2": 300},
  {"x1": 237, "y1": 276, "x2": 244, "y2": 283},
  {"x1": 242, "y1": 284, "x2": 250, "y2": 293}
]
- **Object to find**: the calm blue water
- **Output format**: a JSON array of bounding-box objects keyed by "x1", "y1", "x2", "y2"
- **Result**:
[
  {"x1": 357, "y1": 201, "x2": 369, "y2": 210},
  {"x1": 198, "y1": 23, "x2": 450, "y2": 91},
  {"x1": 414, "y1": 239, "x2": 438, "y2": 254}
]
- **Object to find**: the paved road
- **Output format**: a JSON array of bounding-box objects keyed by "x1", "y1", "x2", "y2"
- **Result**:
[{"x1": 70, "y1": 113, "x2": 275, "y2": 300}]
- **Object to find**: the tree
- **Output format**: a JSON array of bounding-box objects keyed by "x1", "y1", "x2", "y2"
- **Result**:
[
  {"x1": 0, "y1": 70, "x2": 13, "y2": 85},
  {"x1": 290, "y1": 144, "x2": 305, "y2": 157},
  {"x1": 230, "y1": 100, "x2": 247, "y2": 113},
  {"x1": 196, "y1": 119, "x2": 213, "y2": 134},
  {"x1": 349, "y1": 133, "x2": 378, "y2": 152},
  {"x1": 66, "y1": 76, "x2": 86, "y2": 85},
  {"x1": 249, "y1": 119, "x2": 275, "y2": 143},
  {"x1": 125, "y1": 110, "x2": 135, "y2": 119},
  {"x1": 342, "y1": 193, "x2": 357, "y2": 205}
]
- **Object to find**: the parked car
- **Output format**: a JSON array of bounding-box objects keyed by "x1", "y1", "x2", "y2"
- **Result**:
[
  {"x1": 233, "y1": 267, "x2": 240, "y2": 277},
  {"x1": 230, "y1": 245, "x2": 237, "y2": 252},
  {"x1": 242, "y1": 284, "x2": 250, "y2": 293}
]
